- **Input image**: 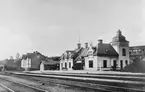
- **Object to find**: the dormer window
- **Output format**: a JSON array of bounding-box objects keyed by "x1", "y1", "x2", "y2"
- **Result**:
[
  {"x1": 105, "y1": 49, "x2": 109, "y2": 53},
  {"x1": 122, "y1": 48, "x2": 126, "y2": 56}
]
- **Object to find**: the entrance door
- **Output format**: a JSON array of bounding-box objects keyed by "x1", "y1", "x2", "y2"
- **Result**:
[
  {"x1": 113, "y1": 60, "x2": 117, "y2": 68},
  {"x1": 103, "y1": 60, "x2": 107, "y2": 68},
  {"x1": 120, "y1": 60, "x2": 123, "y2": 70}
]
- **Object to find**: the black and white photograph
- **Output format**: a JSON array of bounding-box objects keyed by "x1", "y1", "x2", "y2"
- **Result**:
[{"x1": 0, "y1": 0, "x2": 144, "y2": 92}]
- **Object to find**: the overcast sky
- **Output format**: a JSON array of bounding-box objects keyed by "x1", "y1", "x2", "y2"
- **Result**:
[{"x1": 0, "y1": 0, "x2": 144, "y2": 59}]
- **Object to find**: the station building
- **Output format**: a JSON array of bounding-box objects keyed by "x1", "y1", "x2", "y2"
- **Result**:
[{"x1": 60, "y1": 30, "x2": 130, "y2": 71}]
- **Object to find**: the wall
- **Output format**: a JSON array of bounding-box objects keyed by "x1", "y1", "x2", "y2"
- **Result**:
[
  {"x1": 97, "y1": 56, "x2": 118, "y2": 71},
  {"x1": 60, "y1": 58, "x2": 73, "y2": 70},
  {"x1": 84, "y1": 56, "x2": 97, "y2": 70},
  {"x1": 21, "y1": 58, "x2": 31, "y2": 69},
  {"x1": 113, "y1": 45, "x2": 130, "y2": 69}
]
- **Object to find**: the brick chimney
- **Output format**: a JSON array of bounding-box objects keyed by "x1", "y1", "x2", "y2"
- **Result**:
[
  {"x1": 77, "y1": 43, "x2": 81, "y2": 49},
  {"x1": 85, "y1": 43, "x2": 88, "y2": 48},
  {"x1": 98, "y1": 39, "x2": 103, "y2": 44}
]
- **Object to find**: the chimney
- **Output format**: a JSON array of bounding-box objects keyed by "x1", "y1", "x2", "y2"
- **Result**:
[
  {"x1": 98, "y1": 39, "x2": 103, "y2": 44},
  {"x1": 77, "y1": 43, "x2": 81, "y2": 49},
  {"x1": 85, "y1": 43, "x2": 88, "y2": 48}
]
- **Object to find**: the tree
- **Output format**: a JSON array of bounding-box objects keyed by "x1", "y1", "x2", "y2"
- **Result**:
[
  {"x1": 10, "y1": 56, "x2": 14, "y2": 60},
  {"x1": 14, "y1": 53, "x2": 22, "y2": 69},
  {"x1": 15, "y1": 52, "x2": 21, "y2": 60}
]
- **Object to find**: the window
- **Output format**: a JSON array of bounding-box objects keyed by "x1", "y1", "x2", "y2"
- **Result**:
[
  {"x1": 69, "y1": 62, "x2": 71, "y2": 68},
  {"x1": 103, "y1": 60, "x2": 107, "y2": 68},
  {"x1": 129, "y1": 52, "x2": 131, "y2": 55},
  {"x1": 89, "y1": 60, "x2": 93, "y2": 68},
  {"x1": 65, "y1": 63, "x2": 67, "y2": 68},
  {"x1": 120, "y1": 60, "x2": 123, "y2": 69},
  {"x1": 122, "y1": 48, "x2": 126, "y2": 56},
  {"x1": 125, "y1": 60, "x2": 128, "y2": 65},
  {"x1": 61, "y1": 63, "x2": 63, "y2": 67}
]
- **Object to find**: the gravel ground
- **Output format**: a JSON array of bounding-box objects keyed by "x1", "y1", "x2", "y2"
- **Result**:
[
  {"x1": 9, "y1": 73, "x2": 145, "y2": 92},
  {"x1": 0, "y1": 74, "x2": 101, "y2": 92}
]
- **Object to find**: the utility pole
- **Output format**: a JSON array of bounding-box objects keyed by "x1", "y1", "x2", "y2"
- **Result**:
[{"x1": 78, "y1": 29, "x2": 81, "y2": 43}]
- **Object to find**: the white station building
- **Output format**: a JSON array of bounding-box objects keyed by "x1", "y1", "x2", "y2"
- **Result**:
[{"x1": 60, "y1": 30, "x2": 130, "y2": 71}]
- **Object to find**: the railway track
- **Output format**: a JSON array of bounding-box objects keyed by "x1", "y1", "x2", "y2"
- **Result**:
[
  {"x1": 5, "y1": 72, "x2": 145, "y2": 92},
  {"x1": 0, "y1": 75, "x2": 48, "y2": 92},
  {"x1": 33, "y1": 72, "x2": 145, "y2": 81},
  {"x1": 0, "y1": 83, "x2": 14, "y2": 92}
]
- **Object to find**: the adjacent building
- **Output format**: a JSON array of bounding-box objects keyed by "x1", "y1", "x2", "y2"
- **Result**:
[
  {"x1": 40, "y1": 60, "x2": 60, "y2": 72},
  {"x1": 60, "y1": 46, "x2": 82, "y2": 70},
  {"x1": 21, "y1": 51, "x2": 47, "y2": 71},
  {"x1": 129, "y1": 45, "x2": 145, "y2": 61}
]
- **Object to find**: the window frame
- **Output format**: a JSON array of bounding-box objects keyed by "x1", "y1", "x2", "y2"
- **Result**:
[
  {"x1": 89, "y1": 60, "x2": 93, "y2": 68},
  {"x1": 103, "y1": 60, "x2": 107, "y2": 68},
  {"x1": 69, "y1": 62, "x2": 71, "y2": 68},
  {"x1": 125, "y1": 60, "x2": 128, "y2": 65},
  {"x1": 65, "y1": 63, "x2": 67, "y2": 68},
  {"x1": 122, "y1": 48, "x2": 126, "y2": 56}
]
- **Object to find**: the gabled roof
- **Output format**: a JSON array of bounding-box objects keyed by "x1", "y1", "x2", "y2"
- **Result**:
[
  {"x1": 95, "y1": 43, "x2": 118, "y2": 57},
  {"x1": 72, "y1": 48, "x2": 83, "y2": 60},
  {"x1": 22, "y1": 51, "x2": 48, "y2": 61},
  {"x1": 74, "y1": 48, "x2": 88, "y2": 61},
  {"x1": 78, "y1": 48, "x2": 89, "y2": 57},
  {"x1": 66, "y1": 50, "x2": 75, "y2": 53},
  {"x1": 61, "y1": 50, "x2": 75, "y2": 59}
]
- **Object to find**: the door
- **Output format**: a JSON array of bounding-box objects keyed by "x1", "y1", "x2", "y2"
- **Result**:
[
  {"x1": 120, "y1": 60, "x2": 123, "y2": 70},
  {"x1": 113, "y1": 60, "x2": 117, "y2": 68},
  {"x1": 103, "y1": 60, "x2": 107, "y2": 68}
]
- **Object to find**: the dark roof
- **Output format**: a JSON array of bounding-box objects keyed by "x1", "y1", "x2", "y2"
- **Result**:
[
  {"x1": 111, "y1": 30, "x2": 129, "y2": 45},
  {"x1": 66, "y1": 50, "x2": 75, "y2": 53},
  {"x1": 75, "y1": 43, "x2": 118, "y2": 61},
  {"x1": 95, "y1": 43, "x2": 118, "y2": 57},
  {"x1": 22, "y1": 51, "x2": 48, "y2": 61},
  {"x1": 43, "y1": 60, "x2": 59, "y2": 65},
  {"x1": 130, "y1": 45, "x2": 145, "y2": 49}
]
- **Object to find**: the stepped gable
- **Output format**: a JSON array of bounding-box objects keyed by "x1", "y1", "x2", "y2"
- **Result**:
[
  {"x1": 74, "y1": 46, "x2": 97, "y2": 61},
  {"x1": 61, "y1": 50, "x2": 75, "y2": 59}
]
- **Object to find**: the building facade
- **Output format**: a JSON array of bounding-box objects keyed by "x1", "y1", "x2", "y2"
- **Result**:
[
  {"x1": 21, "y1": 51, "x2": 47, "y2": 71},
  {"x1": 60, "y1": 30, "x2": 130, "y2": 71},
  {"x1": 111, "y1": 30, "x2": 130, "y2": 70},
  {"x1": 129, "y1": 46, "x2": 145, "y2": 62}
]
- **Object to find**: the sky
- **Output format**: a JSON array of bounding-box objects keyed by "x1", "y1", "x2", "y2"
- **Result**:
[{"x1": 0, "y1": 0, "x2": 144, "y2": 59}]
